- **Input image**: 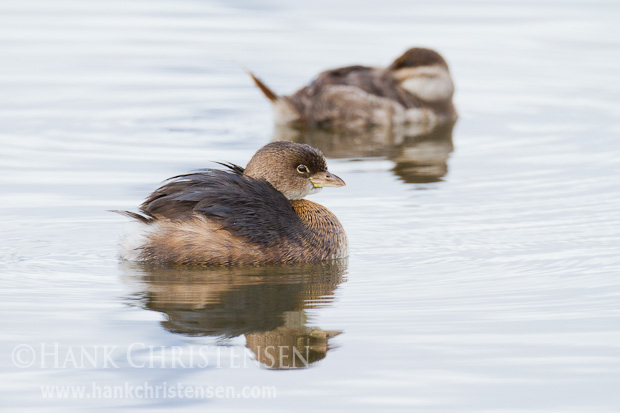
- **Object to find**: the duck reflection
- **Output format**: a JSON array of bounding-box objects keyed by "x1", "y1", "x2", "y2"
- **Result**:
[
  {"x1": 121, "y1": 260, "x2": 347, "y2": 369},
  {"x1": 274, "y1": 121, "x2": 455, "y2": 183}
]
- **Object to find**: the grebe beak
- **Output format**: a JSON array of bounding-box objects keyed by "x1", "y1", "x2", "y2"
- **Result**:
[{"x1": 309, "y1": 171, "x2": 346, "y2": 188}]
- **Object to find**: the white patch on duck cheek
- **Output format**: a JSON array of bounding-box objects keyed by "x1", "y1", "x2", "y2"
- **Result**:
[{"x1": 395, "y1": 65, "x2": 454, "y2": 102}]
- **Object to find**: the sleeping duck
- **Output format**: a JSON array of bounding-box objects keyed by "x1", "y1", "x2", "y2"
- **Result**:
[
  {"x1": 114, "y1": 141, "x2": 348, "y2": 266},
  {"x1": 249, "y1": 47, "x2": 457, "y2": 131}
]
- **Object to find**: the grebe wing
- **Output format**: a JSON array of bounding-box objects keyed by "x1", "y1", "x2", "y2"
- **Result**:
[{"x1": 141, "y1": 167, "x2": 305, "y2": 247}]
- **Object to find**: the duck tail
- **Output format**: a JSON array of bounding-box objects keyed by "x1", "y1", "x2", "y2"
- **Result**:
[
  {"x1": 247, "y1": 71, "x2": 279, "y2": 102},
  {"x1": 244, "y1": 67, "x2": 301, "y2": 123}
]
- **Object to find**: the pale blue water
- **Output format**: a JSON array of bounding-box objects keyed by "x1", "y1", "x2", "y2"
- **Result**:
[{"x1": 1, "y1": 0, "x2": 619, "y2": 411}]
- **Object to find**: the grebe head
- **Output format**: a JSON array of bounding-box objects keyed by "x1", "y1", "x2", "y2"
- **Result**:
[
  {"x1": 244, "y1": 141, "x2": 345, "y2": 201},
  {"x1": 388, "y1": 47, "x2": 455, "y2": 102}
]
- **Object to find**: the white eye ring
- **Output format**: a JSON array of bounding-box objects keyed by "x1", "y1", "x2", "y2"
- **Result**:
[{"x1": 297, "y1": 165, "x2": 309, "y2": 174}]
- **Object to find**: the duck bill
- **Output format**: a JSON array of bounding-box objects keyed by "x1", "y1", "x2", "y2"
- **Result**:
[{"x1": 310, "y1": 172, "x2": 346, "y2": 188}]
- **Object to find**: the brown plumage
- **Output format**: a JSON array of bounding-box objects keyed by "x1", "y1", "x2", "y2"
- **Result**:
[
  {"x1": 249, "y1": 47, "x2": 457, "y2": 131},
  {"x1": 114, "y1": 141, "x2": 348, "y2": 266}
]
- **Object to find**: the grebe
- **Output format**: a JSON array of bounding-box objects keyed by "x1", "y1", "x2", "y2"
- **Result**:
[{"x1": 115, "y1": 141, "x2": 348, "y2": 265}]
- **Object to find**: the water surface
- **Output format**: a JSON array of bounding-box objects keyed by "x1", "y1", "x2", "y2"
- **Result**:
[{"x1": 1, "y1": 0, "x2": 619, "y2": 411}]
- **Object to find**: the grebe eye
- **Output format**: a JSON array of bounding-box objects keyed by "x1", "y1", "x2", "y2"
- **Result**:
[{"x1": 296, "y1": 165, "x2": 309, "y2": 174}]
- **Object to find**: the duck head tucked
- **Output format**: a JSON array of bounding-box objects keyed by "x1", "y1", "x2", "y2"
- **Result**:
[
  {"x1": 114, "y1": 141, "x2": 348, "y2": 266},
  {"x1": 244, "y1": 141, "x2": 345, "y2": 200}
]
